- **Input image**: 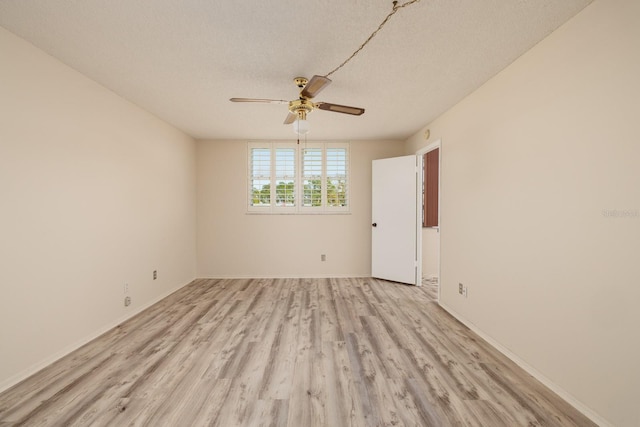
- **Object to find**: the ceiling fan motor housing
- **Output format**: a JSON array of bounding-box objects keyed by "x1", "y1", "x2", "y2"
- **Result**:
[{"x1": 289, "y1": 98, "x2": 314, "y2": 120}]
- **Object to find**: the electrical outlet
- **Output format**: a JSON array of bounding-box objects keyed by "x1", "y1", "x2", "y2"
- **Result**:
[
  {"x1": 124, "y1": 283, "x2": 129, "y2": 294},
  {"x1": 321, "y1": 254, "x2": 326, "y2": 262},
  {"x1": 153, "y1": 270, "x2": 157, "y2": 280},
  {"x1": 459, "y1": 283, "x2": 464, "y2": 295},
  {"x1": 124, "y1": 296, "x2": 131, "y2": 307}
]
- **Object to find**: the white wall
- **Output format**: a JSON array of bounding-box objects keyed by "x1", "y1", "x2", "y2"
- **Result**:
[
  {"x1": 422, "y1": 228, "x2": 439, "y2": 280},
  {"x1": 0, "y1": 27, "x2": 197, "y2": 390},
  {"x1": 405, "y1": 0, "x2": 639, "y2": 425},
  {"x1": 197, "y1": 139, "x2": 403, "y2": 278}
]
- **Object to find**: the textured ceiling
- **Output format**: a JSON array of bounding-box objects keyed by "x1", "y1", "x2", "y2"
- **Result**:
[{"x1": 0, "y1": 0, "x2": 593, "y2": 141}]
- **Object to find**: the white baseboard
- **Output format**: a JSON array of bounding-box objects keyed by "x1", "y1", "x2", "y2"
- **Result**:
[
  {"x1": 197, "y1": 274, "x2": 370, "y2": 279},
  {"x1": 438, "y1": 302, "x2": 610, "y2": 427},
  {"x1": 0, "y1": 279, "x2": 194, "y2": 394}
]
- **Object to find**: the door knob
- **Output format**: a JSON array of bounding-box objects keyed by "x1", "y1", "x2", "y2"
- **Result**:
[{"x1": 372, "y1": 223, "x2": 377, "y2": 227}]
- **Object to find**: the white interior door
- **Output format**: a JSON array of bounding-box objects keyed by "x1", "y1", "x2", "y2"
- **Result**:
[{"x1": 372, "y1": 155, "x2": 421, "y2": 285}]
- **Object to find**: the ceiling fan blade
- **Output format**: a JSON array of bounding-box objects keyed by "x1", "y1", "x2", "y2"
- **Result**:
[
  {"x1": 230, "y1": 98, "x2": 288, "y2": 104},
  {"x1": 301, "y1": 75, "x2": 332, "y2": 99},
  {"x1": 284, "y1": 112, "x2": 297, "y2": 124},
  {"x1": 316, "y1": 102, "x2": 365, "y2": 116}
]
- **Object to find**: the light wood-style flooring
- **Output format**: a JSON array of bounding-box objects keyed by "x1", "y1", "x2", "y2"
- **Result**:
[{"x1": 0, "y1": 278, "x2": 596, "y2": 426}]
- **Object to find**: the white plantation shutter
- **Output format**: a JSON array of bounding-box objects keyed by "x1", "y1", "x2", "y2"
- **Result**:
[
  {"x1": 326, "y1": 147, "x2": 348, "y2": 208},
  {"x1": 248, "y1": 141, "x2": 349, "y2": 213},
  {"x1": 302, "y1": 147, "x2": 323, "y2": 208},
  {"x1": 248, "y1": 146, "x2": 271, "y2": 209},
  {"x1": 274, "y1": 145, "x2": 296, "y2": 211}
]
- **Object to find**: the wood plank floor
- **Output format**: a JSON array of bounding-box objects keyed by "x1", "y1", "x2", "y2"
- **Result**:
[{"x1": 0, "y1": 278, "x2": 596, "y2": 426}]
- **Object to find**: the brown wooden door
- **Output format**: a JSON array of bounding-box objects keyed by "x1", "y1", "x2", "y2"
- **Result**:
[{"x1": 423, "y1": 148, "x2": 439, "y2": 227}]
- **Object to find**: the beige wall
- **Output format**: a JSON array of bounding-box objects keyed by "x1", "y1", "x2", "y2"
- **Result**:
[
  {"x1": 405, "y1": 0, "x2": 639, "y2": 425},
  {"x1": 0, "y1": 27, "x2": 197, "y2": 390},
  {"x1": 197, "y1": 139, "x2": 403, "y2": 278}
]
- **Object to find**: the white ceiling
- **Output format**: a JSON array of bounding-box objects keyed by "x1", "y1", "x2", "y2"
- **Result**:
[{"x1": 0, "y1": 0, "x2": 593, "y2": 141}]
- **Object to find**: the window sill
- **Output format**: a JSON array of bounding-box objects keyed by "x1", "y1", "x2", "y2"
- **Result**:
[{"x1": 246, "y1": 211, "x2": 352, "y2": 215}]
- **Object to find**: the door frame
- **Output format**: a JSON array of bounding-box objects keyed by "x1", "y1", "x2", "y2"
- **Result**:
[
  {"x1": 417, "y1": 139, "x2": 441, "y2": 295},
  {"x1": 415, "y1": 154, "x2": 423, "y2": 286}
]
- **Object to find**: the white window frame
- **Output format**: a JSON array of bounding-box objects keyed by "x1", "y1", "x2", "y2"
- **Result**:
[{"x1": 247, "y1": 141, "x2": 350, "y2": 214}]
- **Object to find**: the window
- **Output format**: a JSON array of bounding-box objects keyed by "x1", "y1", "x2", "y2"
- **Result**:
[{"x1": 248, "y1": 142, "x2": 349, "y2": 213}]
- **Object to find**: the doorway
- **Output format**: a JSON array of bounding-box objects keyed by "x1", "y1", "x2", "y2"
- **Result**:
[{"x1": 418, "y1": 140, "x2": 441, "y2": 300}]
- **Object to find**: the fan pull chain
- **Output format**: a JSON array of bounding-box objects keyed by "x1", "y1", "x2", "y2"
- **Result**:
[{"x1": 324, "y1": 0, "x2": 421, "y2": 79}]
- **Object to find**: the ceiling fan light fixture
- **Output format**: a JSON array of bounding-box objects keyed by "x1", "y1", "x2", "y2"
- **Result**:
[{"x1": 293, "y1": 119, "x2": 310, "y2": 135}]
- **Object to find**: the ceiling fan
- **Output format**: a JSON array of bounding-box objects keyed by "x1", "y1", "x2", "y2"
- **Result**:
[{"x1": 230, "y1": 75, "x2": 365, "y2": 134}]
